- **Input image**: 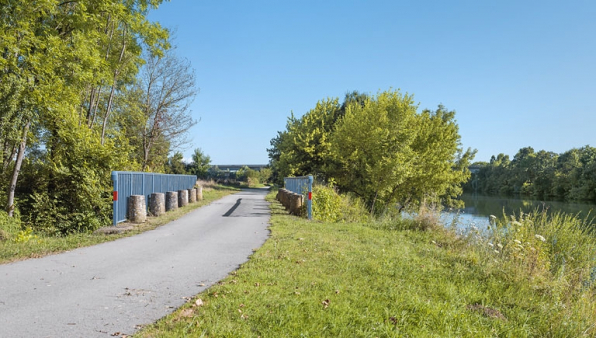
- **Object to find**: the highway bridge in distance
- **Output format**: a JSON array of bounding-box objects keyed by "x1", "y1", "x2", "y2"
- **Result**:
[{"x1": 211, "y1": 164, "x2": 268, "y2": 172}]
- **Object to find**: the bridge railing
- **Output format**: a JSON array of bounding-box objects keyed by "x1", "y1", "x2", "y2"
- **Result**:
[
  {"x1": 111, "y1": 171, "x2": 197, "y2": 225},
  {"x1": 284, "y1": 175, "x2": 313, "y2": 220}
]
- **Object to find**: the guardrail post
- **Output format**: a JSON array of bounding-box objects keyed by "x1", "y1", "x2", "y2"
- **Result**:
[
  {"x1": 307, "y1": 175, "x2": 313, "y2": 220},
  {"x1": 112, "y1": 171, "x2": 118, "y2": 226}
]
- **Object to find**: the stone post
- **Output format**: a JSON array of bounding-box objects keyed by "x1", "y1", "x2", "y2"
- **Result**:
[
  {"x1": 197, "y1": 185, "x2": 203, "y2": 201},
  {"x1": 290, "y1": 193, "x2": 303, "y2": 215},
  {"x1": 178, "y1": 189, "x2": 189, "y2": 207},
  {"x1": 281, "y1": 189, "x2": 290, "y2": 209},
  {"x1": 166, "y1": 191, "x2": 178, "y2": 211},
  {"x1": 128, "y1": 195, "x2": 146, "y2": 223},
  {"x1": 189, "y1": 188, "x2": 197, "y2": 203},
  {"x1": 149, "y1": 192, "x2": 165, "y2": 216}
]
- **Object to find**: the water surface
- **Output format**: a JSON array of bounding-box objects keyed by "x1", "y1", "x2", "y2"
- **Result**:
[{"x1": 443, "y1": 193, "x2": 596, "y2": 231}]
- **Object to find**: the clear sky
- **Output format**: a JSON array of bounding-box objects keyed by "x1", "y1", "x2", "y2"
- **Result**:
[{"x1": 148, "y1": 0, "x2": 596, "y2": 165}]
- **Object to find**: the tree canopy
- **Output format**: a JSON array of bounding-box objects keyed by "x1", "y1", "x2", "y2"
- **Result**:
[
  {"x1": 0, "y1": 0, "x2": 202, "y2": 234},
  {"x1": 268, "y1": 89, "x2": 475, "y2": 212}
]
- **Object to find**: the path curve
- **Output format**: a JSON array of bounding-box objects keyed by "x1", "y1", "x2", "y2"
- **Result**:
[{"x1": 0, "y1": 188, "x2": 270, "y2": 337}]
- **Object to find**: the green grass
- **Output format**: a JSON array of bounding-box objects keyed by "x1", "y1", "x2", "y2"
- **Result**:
[
  {"x1": 136, "y1": 191, "x2": 596, "y2": 337},
  {"x1": 0, "y1": 185, "x2": 240, "y2": 264}
]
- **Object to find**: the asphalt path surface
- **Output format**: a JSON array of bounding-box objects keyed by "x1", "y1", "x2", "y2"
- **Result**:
[{"x1": 0, "y1": 188, "x2": 271, "y2": 337}]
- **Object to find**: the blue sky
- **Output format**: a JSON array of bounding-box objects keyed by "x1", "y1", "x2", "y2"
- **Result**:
[{"x1": 148, "y1": 0, "x2": 596, "y2": 165}]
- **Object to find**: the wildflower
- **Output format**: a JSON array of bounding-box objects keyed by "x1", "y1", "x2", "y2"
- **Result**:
[
  {"x1": 494, "y1": 250, "x2": 500, "y2": 254},
  {"x1": 497, "y1": 243, "x2": 503, "y2": 249},
  {"x1": 512, "y1": 221, "x2": 521, "y2": 226},
  {"x1": 514, "y1": 240, "x2": 522, "y2": 245},
  {"x1": 489, "y1": 215, "x2": 496, "y2": 219},
  {"x1": 535, "y1": 234, "x2": 546, "y2": 242},
  {"x1": 488, "y1": 243, "x2": 494, "y2": 247}
]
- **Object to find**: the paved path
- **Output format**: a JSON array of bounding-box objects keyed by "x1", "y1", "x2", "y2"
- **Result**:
[{"x1": 0, "y1": 189, "x2": 271, "y2": 338}]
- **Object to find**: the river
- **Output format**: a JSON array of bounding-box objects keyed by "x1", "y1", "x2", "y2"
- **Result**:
[{"x1": 442, "y1": 193, "x2": 596, "y2": 231}]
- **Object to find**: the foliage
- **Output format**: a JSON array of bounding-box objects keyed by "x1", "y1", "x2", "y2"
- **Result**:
[
  {"x1": 0, "y1": 0, "x2": 203, "y2": 235},
  {"x1": 0, "y1": 210, "x2": 21, "y2": 241},
  {"x1": 234, "y1": 166, "x2": 272, "y2": 187},
  {"x1": 311, "y1": 185, "x2": 343, "y2": 222},
  {"x1": 187, "y1": 148, "x2": 211, "y2": 178},
  {"x1": 268, "y1": 98, "x2": 342, "y2": 183},
  {"x1": 310, "y1": 185, "x2": 370, "y2": 223},
  {"x1": 24, "y1": 115, "x2": 134, "y2": 235},
  {"x1": 467, "y1": 145, "x2": 596, "y2": 202},
  {"x1": 269, "y1": 89, "x2": 474, "y2": 212},
  {"x1": 165, "y1": 152, "x2": 187, "y2": 175}
]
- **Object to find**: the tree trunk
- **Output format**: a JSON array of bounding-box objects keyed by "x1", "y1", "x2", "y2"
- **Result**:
[
  {"x1": 6, "y1": 120, "x2": 30, "y2": 217},
  {"x1": 100, "y1": 24, "x2": 127, "y2": 145}
]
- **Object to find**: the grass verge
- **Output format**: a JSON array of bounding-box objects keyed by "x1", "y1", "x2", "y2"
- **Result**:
[
  {"x1": 0, "y1": 185, "x2": 240, "y2": 264},
  {"x1": 137, "y1": 190, "x2": 596, "y2": 337}
]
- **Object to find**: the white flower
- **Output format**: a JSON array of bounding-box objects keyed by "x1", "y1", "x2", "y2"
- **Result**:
[
  {"x1": 494, "y1": 250, "x2": 500, "y2": 254},
  {"x1": 490, "y1": 215, "x2": 497, "y2": 219},
  {"x1": 535, "y1": 234, "x2": 546, "y2": 242},
  {"x1": 497, "y1": 243, "x2": 503, "y2": 249},
  {"x1": 488, "y1": 242, "x2": 494, "y2": 247},
  {"x1": 514, "y1": 240, "x2": 522, "y2": 245},
  {"x1": 512, "y1": 221, "x2": 522, "y2": 226}
]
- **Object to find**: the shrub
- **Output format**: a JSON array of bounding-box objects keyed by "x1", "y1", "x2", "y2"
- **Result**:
[
  {"x1": 0, "y1": 210, "x2": 22, "y2": 241},
  {"x1": 311, "y1": 185, "x2": 370, "y2": 223},
  {"x1": 311, "y1": 185, "x2": 342, "y2": 222}
]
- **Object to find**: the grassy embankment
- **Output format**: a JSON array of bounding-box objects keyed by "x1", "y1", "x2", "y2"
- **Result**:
[
  {"x1": 138, "y1": 190, "x2": 596, "y2": 337},
  {"x1": 0, "y1": 184, "x2": 240, "y2": 264}
]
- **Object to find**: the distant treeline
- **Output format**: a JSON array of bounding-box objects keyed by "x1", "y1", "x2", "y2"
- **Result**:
[{"x1": 465, "y1": 146, "x2": 596, "y2": 202}]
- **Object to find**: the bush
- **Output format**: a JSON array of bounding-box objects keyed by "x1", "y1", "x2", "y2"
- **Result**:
[
  {"x1": 0, "y1": 210, "x2": 22, "y2": 241},
  {"x1": 311, "y1": 185, "x2": 370, "y2": 223},
  {"x1": 311, "y1": 185, "x2": 342, "y2": 222}
]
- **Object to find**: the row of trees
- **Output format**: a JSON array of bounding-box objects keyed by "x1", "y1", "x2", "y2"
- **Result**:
[
  {"x1": 1, "y1": 1, "x2": 198, "y2": 234},
  {"x1": 268, "y1": 89, "x2": 475, "y2": 213},
  {"x1": 466, "y1": 146, "x2": 596, "y2": 201}
]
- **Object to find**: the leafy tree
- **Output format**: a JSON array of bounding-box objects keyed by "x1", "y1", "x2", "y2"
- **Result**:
[
  {"x1": 187, "y1": 148, "x2": 211, "y2": 178},
  {"x1": 273, "y1": 98, "x2": 341, "y2": 180},
  {"x1": 166, "y1": 152, "x2": 187, "y2": 175},
  {"x1": 0, "y1": 0, "x2": 176, "y2": 234},
  {"x1": 329, "y1": 90, "x2": 474, "y2": 212}
]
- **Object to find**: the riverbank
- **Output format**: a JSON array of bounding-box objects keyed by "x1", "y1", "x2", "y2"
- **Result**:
[{"x1": 136, "y1": 191, "x2": 596, "y2": 337}]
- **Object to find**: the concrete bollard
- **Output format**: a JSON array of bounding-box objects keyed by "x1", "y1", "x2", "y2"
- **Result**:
[
  {"x1": 149, "y1": 192, "x2": 165, "y2": 217},
  {"x1": 196, "y1": 185, "x2": 203, "y2": 201},
  {"x1": 178, "y1": 189, "x2": 189, "y2": 207},
  {"x1": 128, "y1": 195, "x2": 146, "y2": 223},
  {"x1": 282, "y1": 189, "x2": 290, "y2": 209},
  {"x1": 166, "y1": 191, "x2": 178, "y2": 211},
  {"x1": 189, "y1": 188, "x2": 197, "y2": 203},
  {"x1": 279, "y1": 189, "x2": 287, "y2": 208},
  {"x1": 290, "y1": 193, "x2": 303, "y2": 215}
]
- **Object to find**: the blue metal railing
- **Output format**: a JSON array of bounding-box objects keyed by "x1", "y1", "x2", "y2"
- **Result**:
[
  {"x1": 111, "y1": 171, "x2": 197, "y2": 225},
  {"x1": 284, "y1": 175, "x2": 313, "y2": 220}
]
